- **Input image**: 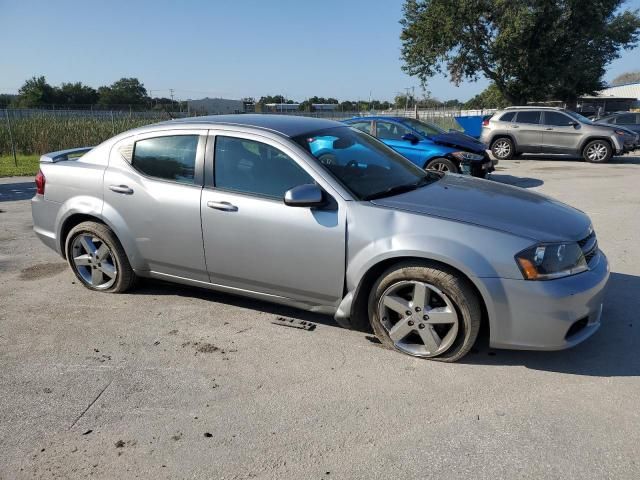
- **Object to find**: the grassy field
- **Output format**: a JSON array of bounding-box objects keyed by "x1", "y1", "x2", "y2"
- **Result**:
[{"x1": 0, "y1": 155, "x2": 39, "y2": 177}]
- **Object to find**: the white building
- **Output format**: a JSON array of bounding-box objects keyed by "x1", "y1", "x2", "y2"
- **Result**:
[
  {"x1": 598, "y1": 82, "x2": 640, "y2": 101},
  {"x1": 187, "y1": 97, "x2": 245, "y2": 115}
]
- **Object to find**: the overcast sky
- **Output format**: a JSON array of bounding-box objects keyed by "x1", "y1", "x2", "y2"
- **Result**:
[{"x1": 1, "y1": 0, "x2": 639, "y2": 102}]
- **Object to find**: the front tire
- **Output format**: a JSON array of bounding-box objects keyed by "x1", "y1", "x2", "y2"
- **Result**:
[
  {"x1": 368, "y1": 262, "x2": 481, "y2": 362},
  {"x1": 66, "y1": 221, "x2": 136, "y2": 293},
  {"x1": 425, "y1": 157, "x2": 459, "y2": 174},
  {"x1": 582, "y1": 140, "x2": 612, "y2": 163}
]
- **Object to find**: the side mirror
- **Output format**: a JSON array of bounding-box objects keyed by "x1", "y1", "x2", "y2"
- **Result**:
[
  {"x1": 401, "y1": 133, "x2": 419, "y2": 144},
  {"x1": 569, "y1": 121, "x2": 579, "y2": 128},
  {"x1": 284, "y1": 184, "x2": 325, "y2": 208}
]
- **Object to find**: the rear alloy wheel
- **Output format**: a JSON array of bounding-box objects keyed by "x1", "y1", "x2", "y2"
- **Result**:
[
  {"x1": 425, "y1": 157, "x2": 458, "y2": 174},
  {"x1": 368, "y1": 262, "x2": 481, "y2": 362},
  {"x1": 583, "y1": 140, "x2": 612, "y2": 163},
  {"x1": 491, "y1": 137, "x2": 514, "y2": 160},
  {"x1": 66, "y1": 221, "x2": 136, "y2": 293}
]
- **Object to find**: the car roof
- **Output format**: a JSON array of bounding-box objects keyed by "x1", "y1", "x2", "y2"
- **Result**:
[
  {"x1": 160, "y1": 114, "x2": 343, "y2": 137},
  {"x1": 346, "y1": 116, "x2": 410, "y2": 122}
]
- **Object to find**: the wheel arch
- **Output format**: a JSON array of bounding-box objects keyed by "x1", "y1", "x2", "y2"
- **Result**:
[
  {"x1": 489, "y1": 133, "x2": 518, "y2": 152},
  {"x1": 58, "y1": 213, "x2": 107, "y2": 259},
  {"x1": 578, "y1": 136, "x2": 613, "y2": 153},
  {"x1": 348, "y1": 255, "x2": 490, "y2": 338}
]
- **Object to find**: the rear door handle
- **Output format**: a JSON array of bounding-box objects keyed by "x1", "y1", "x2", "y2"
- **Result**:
[
  {"x1": 511, "y1": 125, "x2": 519, "y2": 128},
  {"x1": 545, "y1": 127, "x2": 554, "y2": 131},
  {"x1": 109, "y1": 185, "x2": 134, "y2": 194},
  {"x1": 207, "y1": 200, "x2": 238, "y2": 212}
]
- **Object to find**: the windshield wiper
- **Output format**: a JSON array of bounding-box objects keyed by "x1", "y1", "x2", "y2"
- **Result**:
[{"x1": 363, "y1": 175, "x2": 436, "y2": 201}]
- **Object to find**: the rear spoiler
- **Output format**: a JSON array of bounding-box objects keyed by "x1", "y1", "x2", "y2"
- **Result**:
[{"x1": 40, "y1": 147, "x2": 94, "y2": 163}]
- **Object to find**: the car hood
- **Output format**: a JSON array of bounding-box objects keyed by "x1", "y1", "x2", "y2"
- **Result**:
[
  {"x1": 430, "y1": 132, "x2": 487, "y2": 154},
  {"x1": 370, "y1": 174, "x2": 591, "y2": 242}
]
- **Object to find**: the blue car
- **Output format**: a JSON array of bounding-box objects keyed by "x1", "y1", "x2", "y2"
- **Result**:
[{"x1": 343, "y1": 116, "x2": 494, "y2": 177}]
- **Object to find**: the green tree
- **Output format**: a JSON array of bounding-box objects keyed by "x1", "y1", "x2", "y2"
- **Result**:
[
  {"x1": 610, "y1": 70, "x2": 640, "y2": 85},
  {"x1": 400, "y1": 0, "x2": 640, "y2": 105},
  {"x1": 98, "y1": 78, "x2": 149, "y2": 107},
  {"x1": 16, "y1": 76, "x2": 57, "y2": 107},
  {"x1": 57, "y1": 82, "x2": 99, "y2": 106},
  {"x1": 463, "y1": 83, "x2": 510, "y2": 109}
]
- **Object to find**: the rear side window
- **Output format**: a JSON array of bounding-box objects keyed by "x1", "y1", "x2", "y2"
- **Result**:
[
  {"x1": 515, "y1": 111, "x2": 541, "y2": 124},
  {"x1": 132, "y1": 135, "x2": 198, "y2": 184},
  {"x1": 499, "y1": 112, "x2": 515, "y2": 122},
  {"x1": 376, "y1": 121, "x2": 412, "y2": 140},
  {"x1": 544, "y1": 111, "x2": 574, "y2": 126},
  {"x1": 214, "y1": 136, "x2": 313, "y2": 199},
  {"x1": 348, "y1": 121, "x2": 373, "y2": 134},
  {"x1": 615, "y1": 113, "x2": 637, "y2": 125}
]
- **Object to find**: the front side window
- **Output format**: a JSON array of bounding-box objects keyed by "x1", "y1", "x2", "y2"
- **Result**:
[
  {"x1": 214, "y1": 136, "x2": 313, "y2": 199},
  {"x1": 294, "y1": 126, "x2": 437, "y2": 200},
  {"x1": 544, "y1": 111, "x2": 575, "y2": 127},
  {"x1": 515, "y1": 111, "x2": 541, "y2": 125},
  {"x1": 376, "y1": 121, "x2": 413, "y2": 140},
  {"x1": 132, "y1": 135, "x2": 199, "y2": 184},
  {"x1": 399, "y1": 118, "x2": 444, "y2": 136}
]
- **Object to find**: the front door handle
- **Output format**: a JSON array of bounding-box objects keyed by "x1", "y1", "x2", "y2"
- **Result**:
[
  {"x1": 545, "y1": 127, "x2": 553, "y2": 131},
  {"x1": 109, "y1": 185, "x2": 134, "y2": 194},
  {"x1": 511, "y1": 125, "x2": 519, "y2": 128},
  {"x1": 207, "y1": 200, "x2": 238, "y2": 212}
]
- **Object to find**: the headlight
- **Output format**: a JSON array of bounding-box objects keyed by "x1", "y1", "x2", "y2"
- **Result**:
[
  {"x1": 451, "y1": 151, "x2": 484, "y2": 162},
  {"x1": 515, "y1": 243, "x2": 587, "y2": 280}
]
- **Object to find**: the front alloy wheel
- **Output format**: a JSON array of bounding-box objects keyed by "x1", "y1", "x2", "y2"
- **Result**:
[
  {"x1": 369, "y1": 262, "x2": 481, "y2": 362},
  {"x1": 583, "y1": 140, "x2": 612, "y2": 163},
  {"x1": 378, "y1": 281, "x2": 459, "y2": 357}
]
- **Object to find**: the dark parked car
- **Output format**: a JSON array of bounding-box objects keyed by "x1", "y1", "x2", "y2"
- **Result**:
[{"x1": 343, "y1": 116, "x2": 494, "y2": 177}]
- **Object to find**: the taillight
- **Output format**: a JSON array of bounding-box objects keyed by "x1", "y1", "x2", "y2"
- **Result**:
[
  {"x1": 35, "y1": 169, "x2": 45, "y2": 195},
  {"x1": 482, "y1": 118, "x2": 490, "y2": 126}
]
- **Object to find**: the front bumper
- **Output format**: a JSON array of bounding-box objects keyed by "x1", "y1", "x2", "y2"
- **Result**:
[{"x1": 482, "y1": 250, "x2": 610, "y2": 350}]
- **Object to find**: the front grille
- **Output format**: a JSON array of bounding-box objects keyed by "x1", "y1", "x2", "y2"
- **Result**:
[{"x1": 578, "y1": 230, "x2": 598, "y2": 266}]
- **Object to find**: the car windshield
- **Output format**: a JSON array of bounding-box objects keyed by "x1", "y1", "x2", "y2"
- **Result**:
[
  {"x1": 564, "y1": 110, "x2": 593, "y2": 124},
  {"x1": 293, "y1": 126, "x2": 439, "y2": 200},
  {"x1": 399, "y1": 118, "x2": 445, "y2": 136}
]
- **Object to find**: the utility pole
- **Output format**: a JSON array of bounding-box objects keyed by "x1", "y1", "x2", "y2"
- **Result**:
[{"x1": 169, "y1": 88, "x2": 175, "y2": 111}]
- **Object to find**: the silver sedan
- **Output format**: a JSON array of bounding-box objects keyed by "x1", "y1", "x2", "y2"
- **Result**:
[{"x1": 31, "y1": 115, "x2": 609, "y2": 361}]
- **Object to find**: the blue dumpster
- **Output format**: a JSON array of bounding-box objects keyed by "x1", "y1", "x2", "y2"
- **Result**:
[{"x1": 454, "y1": 115, "x2": 486, "y2": 139}]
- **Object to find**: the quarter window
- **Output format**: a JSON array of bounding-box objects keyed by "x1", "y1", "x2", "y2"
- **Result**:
[
  {"x1": 214, "y1": 136, "x2": 313, "y2": 199},
  {"x1": 132, "y1": 135, "x2": 199, "y2": 184},
  {"x1": 515, "y1": 111, "x2": 541, "y2": 124},
  {"x1": 376, "y1": 121, "x2": 413, "y2": 140},
  {"x1": 499, "y1": 112, "x2": 515, "y2": 122},
  {"x1": 544, "y1": 111, "x2": 574, "y2": 126}
]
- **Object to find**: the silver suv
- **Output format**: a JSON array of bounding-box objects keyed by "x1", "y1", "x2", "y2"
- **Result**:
[{"x1": 481, "y1": 107, "x2": 627, "y2": 162}]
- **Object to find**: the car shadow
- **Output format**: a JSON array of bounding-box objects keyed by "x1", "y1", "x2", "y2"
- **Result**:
[
  {"x1": 131, "y1": 279, "x2": 341, "y2": 328},
  {"x1": 512, "y1": 153, "x2": 640, "y2": 165},
  {"x1": 464, "y1": 272, "x2": 640, "y2": 377},
  {"x1": 0, "y1": 181, "x2": 36, "y2": 202},
  {"x1": 489, "y1": 173, "x2": 544, "y2": 188}
]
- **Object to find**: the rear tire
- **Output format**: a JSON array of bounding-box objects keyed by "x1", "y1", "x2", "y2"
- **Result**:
[
  {"x1": 582, "y1": 140, "x2": 612, "y2": 163},
  {"x1": 425, "y1": 157, "x2": 459, "y2": 174},
  {"x1": 368, "y1": 261, "x2": 481, "y2": 362},
  {"x1": 65, "y1": 221, "x2": 136, "y2": 293},
  {"x1": 491, "y1": 137, "x2": 514, "y2": 160}
]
